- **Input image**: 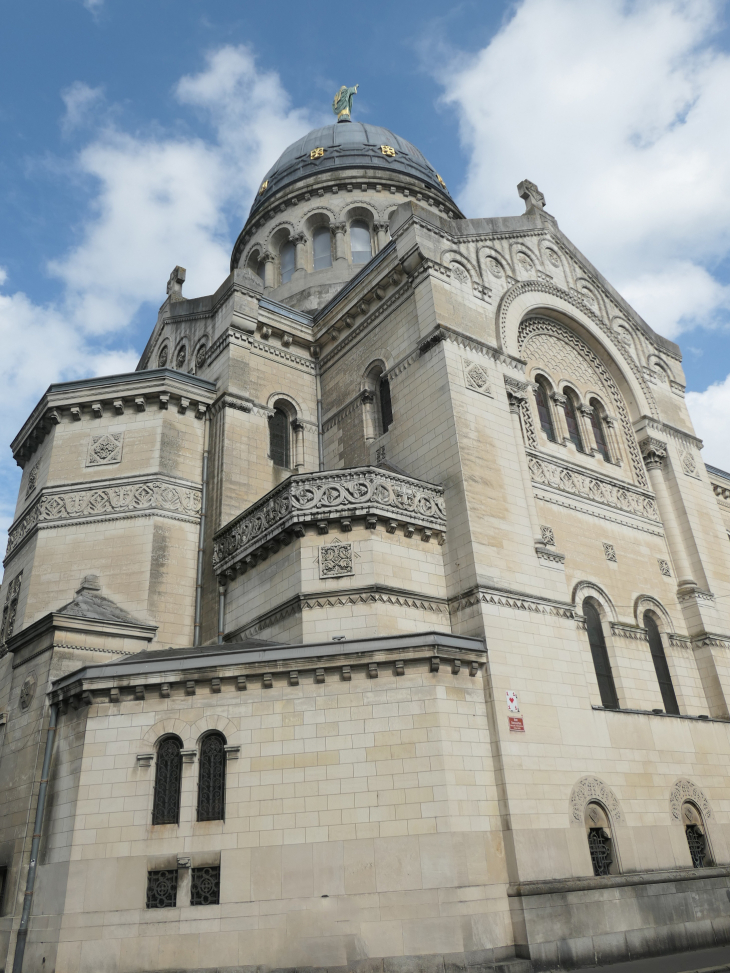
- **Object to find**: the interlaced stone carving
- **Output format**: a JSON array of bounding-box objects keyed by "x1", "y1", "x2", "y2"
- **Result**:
[
  {"x1": 680, "y1": 449, "x2": 698, "y2": 476},
  {"x1": 195, "y1": 345, "x2": 207, "y2": 369},
  {"x1": 25, "y1": 462, "x2": 40, "y2": 498},
  {"x1": 19, "y1": 672, "x2": 36, "y2": 711},
  {"x1": 87, "y1": 433, "x2": 123, "y2": 467},
  {"x1": 528, "y1": 454, "x2": 659, "y2": 522},
  {"x1": 518, "y1": 317, "x2": 647, "y2": 486},
  {"x1": 152, "y1": 737, "x2": 182, "y2": 826},
  {"x1": 319, "y1": 540, "x2": 354, "y2": 578},
  {"x1": 603, "y1": 543, "x2": 617, "y2": 562},
  {"x1": 0, "y1": 572, "x2": 22, "y2": 650},
  {"x1": 540, "y1": 525, "x2": 555, "y2": 546},
  {"x1": 569, "y1": 776, "x2": 623, "y2": 826},
  {"x1": 451, "y1": 264, "x2": 469, "y2": 285},
  {"x1": 146, "y1": 869, "x2": 177, "y2": 909},
  {"x1": 191, "y1": 866, "x2": 220, "y2": 906},
  {"x1": 588, "y1": 828, "x2": 613, "y2": 876},
  {"x1": 213, "y1": 468, "x2": 446, "y2": 573},
  {"x1": 685, "y1": 825, "x2": 706, "y2": 868},
  {"x1": 198, "y1": 733, "x2": 226, "y2": 822},
  {"x1": 7, "y1": 478, "x2": 202, "y2": 557},
  {"x1": 463, "y1": 359, "x2": 492, "y2": 396},
  {"x1": 175, "y1": 346, "x2": 187, "y2": 370},
  {"x1": 670, "y1": 779, "x2": 712, "y2": 823},
  {"x1": 658, "y1": 559, "x2": 671, "y2": 577}
]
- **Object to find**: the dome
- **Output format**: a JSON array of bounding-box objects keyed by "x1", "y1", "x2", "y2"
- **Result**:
[{"x1": 249, "y1": 122, "x2": 453, "y2": 218}]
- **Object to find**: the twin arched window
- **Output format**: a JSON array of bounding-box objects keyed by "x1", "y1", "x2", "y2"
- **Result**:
[
  {"x1": 151, "y1": 733, "x2": 226, "y2": 825},
  {"x1": 534, "y1": 380, "x2": 613, "y2": 462}
]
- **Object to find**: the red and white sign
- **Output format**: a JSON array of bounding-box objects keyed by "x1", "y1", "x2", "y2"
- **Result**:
[
  {"x1": 508, "y1": 716, "x2": 525, "y2": 732},
  {"x1": 506, "y1": 690, "x2": 519, "y2": 712}
]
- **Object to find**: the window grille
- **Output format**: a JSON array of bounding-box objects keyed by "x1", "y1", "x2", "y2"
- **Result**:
[
  {"x1": 191, "y1": 865, "x2": 221, "y2": 906},
  {"x1": 350, "y1": 221, "x2": 372, "y2": 264},
  {"x1": 644, "y1": 613, "x2": 679, "y2": 715},
  {"x1": 269, "y1": 409, "x2": 290, "y2": 467},
  {"x1": 534, "y1": 382, "x2": 556, "y2": 442},
  {"x1": 563, "y1": 391, "x2": 583, "y2": 451},
  {"x1": 151, "y1": 737, "x2": 182, "y2": 825},
  {"x1": 198, "y1": 733, "x2": 226, "y2": 821},
  {"x1": 379, "y1": 375, "x2": 393, "y2": 433},
  {"x1": 280, "y1": 241, "x2": 295, "y2": 283},
  {"x1": 313, "y1": 226, "x2": 332, "y2": 270},
  {"x1": 146, "y1": 869, "x2": 177, "y2": 908},
  {"x1": 583, "y1": 600, "x2": 619, "y2": 709},
  {"x1": 686, "y1": 825, "x2": 706, "y2": 868},
  {"x1": 589, "y1": 400, "x2": 610, "y2": 461},
  {"x1": 588, "y1": 828, "x2": 613, "y2": 876}
]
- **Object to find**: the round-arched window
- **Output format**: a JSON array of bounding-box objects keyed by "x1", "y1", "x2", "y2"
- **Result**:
[
  {"x1": 534, "y1": 379, "x2": 556, "y2": 442},
  {"x1": 350, "y1": 221, "x2": 372, "y2": 264},
  {"x1": 313, "y1": 226, "x2": 332, "y2": 270},
  {"x1": 280, "y1": 241, "x2": 295, "y2": 284},
  {"x1": 589, "y1": 399, "x2": 610, "y2": 461},
  {"x1": 563, "y1": 389, "x2": 583, "y2": 452}
]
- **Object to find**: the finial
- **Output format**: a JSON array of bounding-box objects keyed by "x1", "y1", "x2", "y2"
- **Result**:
[
  {"x1": 332, "y1": 84, "x2": 359, "y2": 123},
  {"x1": 517, "y1": 179, "x2": 546, "y2": 215},
  {"x1": 76, "y1": 574, "x2": 101, "y2": 594},
  {"x1": 166, "y1": 265, "x2": 186, "y2": 301}
]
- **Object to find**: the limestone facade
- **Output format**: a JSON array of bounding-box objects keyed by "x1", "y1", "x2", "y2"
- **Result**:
[{"x1": 0, "y1": 120, "x2": 729, "y2": 973}]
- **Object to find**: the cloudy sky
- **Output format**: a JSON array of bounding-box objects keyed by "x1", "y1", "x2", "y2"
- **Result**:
[{"x1": 1, "y1": 0, "x2": 729, "y2": 538}]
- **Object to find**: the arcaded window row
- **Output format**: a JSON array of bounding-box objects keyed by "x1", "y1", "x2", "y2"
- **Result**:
[
  {"x1": 534, "y1": 376, "x2": 615, "y2": 462},
  {"x1": 152, "y1": 732, "x2": 226, "y2": 825}
]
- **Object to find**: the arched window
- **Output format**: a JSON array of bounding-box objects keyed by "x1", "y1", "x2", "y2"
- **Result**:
[
  {"x1": 583, "y1": 600, "x2": 619, "y2": 709},
  {"x1": 534, "y1": 380, "x2": 556, "y2": 442},
  {"x1": 280, "y1": 241, "x2": 295, "y2": 284},
  {"x1": 585, "y1": 802, "x2": 614, "y2": 876},
  {"x1": 563, "y1": 389, "x2": 583, "y2": 451},
  {"x1": 152, "y1": 736, "x2": 182, "y2": 825},
  {"x1": 644, "y1": 612, "x2": 679, "y2": 714},
  {"x1": 198, "y1": 733, "x2": 226, "y2": 822},
  {"x1": 589, "y1": 399, "x2": 610, "y2": 461},
  {"x1": 313, "y1": 226, "x2": 332, "y2": 270},
  {"x1": 256, "y1": 259, "x2": 266, "y2": 281},
  {"x1": 379, "y1": 374, "x2": 393, "y2": 433},
  {"x1": 350, "y1": 221, "x2": 372, "y2": 264},
  {"x1": 269, "y1": 408, "x2": 290, "y2": 467},
  {"x1": 682, "y1": 802, "x2": 707, "y2": 868}
]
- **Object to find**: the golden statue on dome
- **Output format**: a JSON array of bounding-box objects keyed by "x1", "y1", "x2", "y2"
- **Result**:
[{"x1": 332, "y1": 84, "x2": 358, "y2": 122}]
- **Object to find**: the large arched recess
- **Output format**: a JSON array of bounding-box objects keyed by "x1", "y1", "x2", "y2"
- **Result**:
[{"x1": 496, "y1": 281, "x2": 658, "y2": 424}]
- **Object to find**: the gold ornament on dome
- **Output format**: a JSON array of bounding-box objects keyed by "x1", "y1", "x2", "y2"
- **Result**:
[
  {"x1": 332, "y1": 84, "x2": 358, "y2": 120},
  {"x1": 437, "y1": 174, "x2": 447, "y2": 189},
  {"x1": 310, "y1": 147, "x2": 325, "y2": 160},
  {"x1": 258, "y1": 180, "x2": 268, "y2": 195},
  {"x1": 380, "y1": 145, "x2": 396, "y2": 157}
]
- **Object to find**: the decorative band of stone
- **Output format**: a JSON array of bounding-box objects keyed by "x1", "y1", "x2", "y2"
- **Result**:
[
  {"x1": 6, "y1": 475, "x2": 202, "y2": 560},
  {"x1": 692, "y1": 632, "x2": 730, "y2": 650},
  {"x1": 528, "y1": 452, "x2": 660, "y2": 523},
  {"x1": 610, "y1": 622, "x2": 649, "y2": 641},
  {"x1": 450, "y1": 584, "x2": 575, "y2": 619},
  {"x1": 213, "y1": 467, "x2": 446, "y2": 574}
]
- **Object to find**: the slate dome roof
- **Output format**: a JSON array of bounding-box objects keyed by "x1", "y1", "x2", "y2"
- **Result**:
[{"x1": 249, "y1": 122, "x2": 454, "y2": 218}]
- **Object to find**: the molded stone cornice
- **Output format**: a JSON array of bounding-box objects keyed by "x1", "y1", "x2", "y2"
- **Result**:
[{"x1": 213, "y1": 467, "x2": 446, "y2": 575}]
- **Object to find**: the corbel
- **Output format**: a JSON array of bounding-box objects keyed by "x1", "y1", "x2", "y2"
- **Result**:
[
  {"x1": 181, "y1": 749, "x2": 196, "y2": 764},
  {"x1": 262, "y1": 673, "x2": 273, "y2": 688},
  {"x1": 395, "y1": 661, "x2": 405, "y2": 676},
  {"x1": 368, "y1": 663, "x2": 378, "y2": 679},
  {"x1": 135, "y1": 686, "x2": 145, "y2": 701},
  {"x1": 185, "y1": 680, "x2": 196, "y2": 695},
  {"x1": 211, "y1": 678, "x2": 221, "y2": 693},
  {"x1": 113, "y1": 400, "x2": 125, "y2": 415},
  {"x1": 315, "y1": 668, "x2": 326, "y2": 683},
  {"x1": 70, "y1": 407, "x2": 82, "y2": 421},
  {"x1": 224, "y1": 745, "x2": 241, "y2": 760},
  {"x1": 135, "y1": 397, "x2": 146, "y2": 413},
  {"x1": 178, "y1": 398, "x2": 189, "y2": 416},
  {"x1": 237, "y1": 675, "x2": 247, "y2": 691},
  {"x1": 136, "y1": 753, "x2": 154, "y2": 768},
  {"x1": 158, "y1": 394, "x2": 170, "y2": 410},
  {"x1": 91, "y1": 402, "x2": 103, "y2": 419}
]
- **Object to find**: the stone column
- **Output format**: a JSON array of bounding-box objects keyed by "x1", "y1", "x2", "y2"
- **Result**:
[
  {"x1": 578, "y1": 404, "x2": 598, "y2": 454},
  {"x1": 550, "y1": 392, "x2": 570, "y2": 445},
  {"x1": 640, "y1": 438, "x2": 697, "y2": 591},
  {"x1": 331, "y1": 223, "x2": 347, "y2": 264},
  {"x1": 261, "y1": 251, "x2": 275, "y2": 290},
  {"x1": 291, "y1": 419, "x2": 305, "y2": 471},
  {"x1": 293, "y1": 234, "x2": 307, "y2": 277},
  {"x1": 603, "y1": 416, "x2": 622, "y2": 466},
  {"x1": 374, "y1": 221, "x2": 390, "y2": 252},
  {"x1": 361, "y1": 390, "x2": 376, "y2": 442}
]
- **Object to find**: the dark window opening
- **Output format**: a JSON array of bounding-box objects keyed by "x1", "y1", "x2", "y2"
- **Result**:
[
  {"x1": 191, "y1": 866, "x2": 221, "y2": 906},
  {"x1": 151, "y1": 737, "x2": 182, "y2": 826},
  {"x1": 564, "y1": 391, "x2": 583, "y2": 451},
  {"x1": 686, "y1": 825, "x2": 706, "y2": 868},
  {"x1": 644, "y1": 612, "x2": 679, "y2": 715},
  {"x1": 590, "y1": 400, "x2": 610, "y2": 461},
  {"x1": 535, "y1": 381, "x2": 556, "y2": 442},
  {"x1": 588, "y1": 828, "x2": 613, "y2": 876},
  {"x1": 584, "y1": 600, "x2": 619, "y2": 709},
  {"x1": 269, "y1": 408, "x2": 290, "y2": 467},
  {"x1": 146, "y1": 869, "x2": 177, "y2": 908},
  {"x1": 379, "y1": 375, "x2": 393, "y2": 433},
  {"x1": 350, "y1": 221, "x2": 372, "y2": 264},
  {"x1": 280, "y1": 241, "x2": 295, "y2": 284},
  {"x1": 198, "y1": 733, "x2": 226, "y2": 822},
  {"x1": 313, "y1": 226, "x2": 332, "y2": 270}
]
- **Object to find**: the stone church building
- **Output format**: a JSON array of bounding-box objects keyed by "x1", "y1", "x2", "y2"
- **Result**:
[{"x1": 0, "y1": 103, "x2": 730, "y2": 973}]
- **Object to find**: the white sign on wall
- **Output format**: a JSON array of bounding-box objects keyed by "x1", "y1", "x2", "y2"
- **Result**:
[{"x1": 506, "y1": 690, "x2": 519, "y2": 712}]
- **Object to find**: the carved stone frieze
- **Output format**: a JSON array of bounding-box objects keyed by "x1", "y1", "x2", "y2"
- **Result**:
[
  {"x1": 213, "y1": 468, "x2": 446, "y2": 574},
  {"x1": 570, "y1": 776, "x2": 623, "y2": 826},
  {"x1": 528, "y1": 454, "x2": 660, "y2": 522},
  {"x1": 1, "y1": 571, "x2": 22, "y2": 651},
  {"x1": 6, "y1": 477, "x2": 202, "y2": 559}
]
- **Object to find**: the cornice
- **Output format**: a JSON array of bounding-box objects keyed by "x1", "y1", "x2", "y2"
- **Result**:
[{"x1": 449, "y1": 583, "x2": 575, "y2": 619}]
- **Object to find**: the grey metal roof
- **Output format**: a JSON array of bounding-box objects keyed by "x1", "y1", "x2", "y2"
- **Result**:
[{"x1": 249, "y1": 122, "x2": 454, "y2": 218}]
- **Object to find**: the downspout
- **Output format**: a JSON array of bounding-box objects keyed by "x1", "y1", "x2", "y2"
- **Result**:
[
  {"x1": 193, "y1": 412, "x2": 210, "y2": 647},
  {"x1": 316, "y1": 362, "x2": 324, "y2": 472},
  {"x1": 217, "y1": 579, "x2": 226, "y2": 645},
  {"x1": 12, "y1": 702, "x2": 58, "y2": 973}
]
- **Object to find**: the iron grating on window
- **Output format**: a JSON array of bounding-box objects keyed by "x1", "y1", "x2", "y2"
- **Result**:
[
  {"x1": 151, "y1": 737, "x2": 182, "y2": 825},
  {"x1": 198, "y1": 733, "x2": 226, "y2": 821},
  {"x1": 146, "y1": 869, "x2": 177, "y2": 909},
  {"x1": 588, "y1": 828, "x2": 612, "y2": 876},
  {"x1": 686, "y1": 825, "x2": 706, "y2": 868},
  {"x1": 191, "y1": 865, "x2": 221, "y2": 906}
]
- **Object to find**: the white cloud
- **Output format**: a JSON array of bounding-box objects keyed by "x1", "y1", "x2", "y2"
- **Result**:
[
  {"x1": 687, "y1": 376, "x2": 730, "y2": 471},
  {"x1": 0, "y1": 46, "x2": 318, "y2": 535},
  {"x1": 82, "y1": 0, "x2": 104, "y2": 15},
  {"x1": 0, "y1": 267, "x2": 7, "y2": 286},
  {"x1": 439, "y1": 0, "x2": 730, "y2": 340}
]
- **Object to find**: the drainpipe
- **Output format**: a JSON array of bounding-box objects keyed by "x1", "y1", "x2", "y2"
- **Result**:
[
  {"x1": 217, "y1": 578, "x2": 227, "y2": 645},
  {"x1": 193, "y1": 413, "x2": 210, "y2": 647},
  {"x1": 316, "y1": 365, "x2": 324, "y2": 472},
  {"x1": 12, "y1": 702, "x2": 58, "y2": 973}
]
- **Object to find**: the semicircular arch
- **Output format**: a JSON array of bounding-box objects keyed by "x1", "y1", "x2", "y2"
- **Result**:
[
  {"x1": 572, "y1": 581, "x2": 618, "y2": 623},
  {"x1": 570, "y1": 776, "x2": 624, "y2": 827},
  {"x1": 634, "y1": 594, "x2": 674, "y2": 633},
  {"x1": 191, "y1": 715, "x2": 239, "y2": 745},
  {"x1": 142, "y1": 719, "x2": 193, "y2": 748}
]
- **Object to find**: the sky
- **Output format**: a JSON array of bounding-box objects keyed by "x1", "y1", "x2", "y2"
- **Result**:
[{"x1": 1, "y1": 0, "x2": 730, "y2": 541}]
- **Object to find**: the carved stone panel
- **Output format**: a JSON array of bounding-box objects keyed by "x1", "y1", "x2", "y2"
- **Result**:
[
  {"x1": 87, "y1": 433, "x2": 123, "y2": 468},
  {"x1": 0, "y1": 571, "x2": 22, "y2": 649},
  {"x1": 570, "y1": 776, "x2": 623, "y2": 826},
  {"x1": 25, "y1": 461, "x2": 40, "y2": 498},
  {"x1": 463, "y1": 359, "x2": 492, "y2": 397},
  {"x1": 319, "y1": 540, "x2": 354, "y2": 579},
  {"x1": 670, "y1": 778, "x2": 712, "y2": 822},
  {"x1": 19, "y1": 671, "x2": 36, "y2": 711}
]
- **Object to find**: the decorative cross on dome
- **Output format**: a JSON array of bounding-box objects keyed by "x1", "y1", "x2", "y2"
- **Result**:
[{"x1": 517, "y1": 179, "x2": 546, "y2": 214}]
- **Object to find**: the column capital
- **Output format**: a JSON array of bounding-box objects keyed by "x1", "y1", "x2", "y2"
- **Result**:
[
  {"x1": 361, "y1": 389, "x2": 375, "y2": 404},
  {"x1": 331, "y1": 222, "x2": 347, "y2": 234},
  {"x1": 639, "y1": 436, "x2": 667, "y2": 470},
  {"x1": 577, "y1": 403, "x2": 594, "y2": 417},
  {"x1": 550, "y1": 392, "x2": 568, "y2": 407}
]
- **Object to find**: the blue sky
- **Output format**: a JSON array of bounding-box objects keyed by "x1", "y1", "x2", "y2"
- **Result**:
[{"x1": 1, "y1": 0, "x2": 730, "y2": 538}]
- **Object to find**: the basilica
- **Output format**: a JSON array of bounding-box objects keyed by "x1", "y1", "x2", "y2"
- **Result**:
[{"x1": 1, "y1": 93, "x2": 730, "y2": 973}]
